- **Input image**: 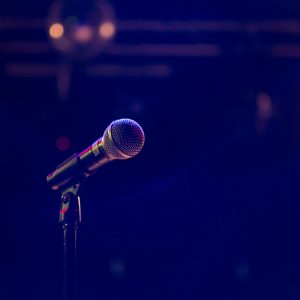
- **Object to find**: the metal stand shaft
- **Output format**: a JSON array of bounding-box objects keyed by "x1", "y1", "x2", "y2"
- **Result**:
[{"x1": 60, "y1": 190, "x2": 81, "y2": 300}]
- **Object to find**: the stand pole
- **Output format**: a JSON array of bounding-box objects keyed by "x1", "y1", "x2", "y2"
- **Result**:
[{"x1": 60, "y1": 190, "x2": 81, "y2": 300}]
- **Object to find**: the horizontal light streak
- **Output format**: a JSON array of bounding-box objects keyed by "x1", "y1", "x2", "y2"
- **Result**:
[
  {"x1": 1, "y1": 18, "x2": 300, "y2": 35},
  {"x1": 5, "y1": 63, "x2": 173, "y2": 78},
  {"x1": 86, "y1": 64, "x2": 172, "y2": 77},
  {"x1": 118, "y1": 20, "x2": 300, "y2": 34},
  {"x1": 3, "y1": 41, "x2": 300, "y2": 58},
  {"x1": 106, "y1": 44, "x2": 221, "y2": 56},
  {"x1": 271, "y1": 44, "x2": 300, "y2": 57},
  {"x1": 0, "y1": 41, "x2": 50, "y2": 53},
  {"x1": 0, "y1": 41, "x2": 220, "y2": 56},
  {"x1": 0, "y1": 17, "x2": 45, "y2": 30}
]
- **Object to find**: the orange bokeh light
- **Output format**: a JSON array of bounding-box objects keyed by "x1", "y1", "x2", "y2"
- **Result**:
[
  {"x1": 49, "y1": 23, "x2": 64, "y2": 39},
  {"x1": 98, "y1": 22, "x2": 115, "y2": 39}
]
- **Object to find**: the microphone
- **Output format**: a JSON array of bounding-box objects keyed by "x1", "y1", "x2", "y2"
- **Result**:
[{"x1": 47, "y1": 118, "x2": 145, "y2": 191}]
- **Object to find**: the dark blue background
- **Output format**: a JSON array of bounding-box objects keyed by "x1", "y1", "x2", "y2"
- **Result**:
[{"x1": 1, "y1": 1, "x2": 300, "y2": 299}]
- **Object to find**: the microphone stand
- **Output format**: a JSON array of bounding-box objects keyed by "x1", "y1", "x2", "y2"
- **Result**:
[{"x1": 59, "y1": 182, "x2": 82, "y2": 300}]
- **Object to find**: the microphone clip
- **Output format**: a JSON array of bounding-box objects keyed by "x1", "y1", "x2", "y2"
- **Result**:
[{"x1": 59, "y1": 184, "x2": 82, "y2": 226}]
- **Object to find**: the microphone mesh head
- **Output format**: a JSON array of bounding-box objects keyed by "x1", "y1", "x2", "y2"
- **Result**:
[{"x1": 102, "y1": 119, "x2": 145, "y2": 160}]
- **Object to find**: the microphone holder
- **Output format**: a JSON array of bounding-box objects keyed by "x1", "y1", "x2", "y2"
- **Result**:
[{"x1": 59, "y1": 182, "x2": 82, "y2": 300}]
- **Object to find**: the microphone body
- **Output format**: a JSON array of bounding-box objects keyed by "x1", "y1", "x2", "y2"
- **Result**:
[{"x1": 47, "y1": 119, "x2": 145, "y2": 191}]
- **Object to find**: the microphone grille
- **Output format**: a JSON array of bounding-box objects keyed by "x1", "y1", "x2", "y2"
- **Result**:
[{"x1": 103, "y1": 119, "x2": 145, "y2": 160}]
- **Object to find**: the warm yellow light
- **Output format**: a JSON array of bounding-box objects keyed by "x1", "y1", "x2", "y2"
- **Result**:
[
  {"x1": 98, "y1": 22, "x2": 115, "y2": 39},
  {"x1": 49, "y1": 23, "x2": 64, "y2": 39}
]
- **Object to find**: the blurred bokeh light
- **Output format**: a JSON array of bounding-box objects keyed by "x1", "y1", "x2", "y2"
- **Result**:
[{"x1": 49, "y1": 22, "x2": 64, "y2": 39}]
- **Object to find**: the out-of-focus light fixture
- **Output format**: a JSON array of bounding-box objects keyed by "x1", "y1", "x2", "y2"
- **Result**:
[
  {"x1": 48, "y1": 0, "x2": 116, "y2": 59},
  {"x1": 49, "y1": 22, "x2": 64, "y2": 39},
  {"x1": 56, "y1": 135, "x2": 71, "y2": 151},
  {"x1": 73, "y1": 25, "x2": 94, "y2": 44},
  {"x1": 256, "y1": 91, "x2": 273, "y2": 135},
  {"x1": 99, "y1": 21, "x2": 115, "y2": 39},
  {"x1": 256, "y1": 92, "x2": 273, "y2": 121}
]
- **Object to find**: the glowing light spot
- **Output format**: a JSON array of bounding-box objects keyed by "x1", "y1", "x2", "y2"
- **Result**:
[
  {"x1": 56, "y1": 136, "x2": 71, "y2": 151},
  {"x1": 99, "y1": 22, "x2": 115, "y2": 39},
  {"x1": 49, "y1": 23, "x2": 64, "y2": 39},
  {"x1": 73, "y1": 25, "x2": 93, "y2": 44},
  {"x1": 257, "y1": 92, "x2": 273, "y2": 120}
]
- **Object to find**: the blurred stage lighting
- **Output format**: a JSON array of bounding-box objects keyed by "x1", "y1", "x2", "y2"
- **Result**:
[
  {"x1": 56, "y1": 135, "x2": 71, "y2": 151},
  {"x1": 48, "y1": 0, "x2": 116, "y2": 59},
  {"x1": 99, "y1": 21, "x2": 116, "y2": 39},
  {"x1": 49, "y1": 22, "x2": 64, "y2": 39},
  {"x1": 256, "y1": 91, "x2": 273, "y2": 135}
]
